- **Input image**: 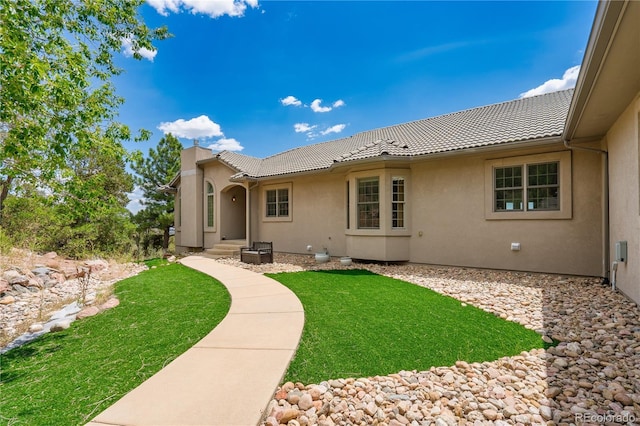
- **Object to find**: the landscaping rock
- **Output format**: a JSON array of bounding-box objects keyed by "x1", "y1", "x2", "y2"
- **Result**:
[
  {"x1": 29, "y1": 323, "x2": 44, "y2": 333},
  {"x1": 99, "y1": 297, "x2": 120, "y2": 310},
  {"x1": 50, "y1": 320, "x2": 72, "y2": 332},
  {"x1": 77, "y1": 306, "x2": 100, "y2": 319},
  {"x1": 0, "y1": 295, "x2": 15, "y2": 305},
  {"x1": 1, "y1": 249, "x2": 146, "y2": 350},
  {"x1": 243, "y1": 254, "x2": 640, "y2": 426}
]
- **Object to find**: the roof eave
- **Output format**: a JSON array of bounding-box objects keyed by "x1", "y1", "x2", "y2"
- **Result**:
[{"x1": 564, "y1": 0, "x2": 638, "y2": 141}]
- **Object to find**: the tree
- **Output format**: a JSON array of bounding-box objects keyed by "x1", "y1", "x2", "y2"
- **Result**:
[
  {"x1": 2, "y1": 140, "x2": 136, "y2": 258},
  {"x1": 0, "y1": 0, "x2": 169, "y2": 213},
  {"x1": 132, "y1": 133, "x2": 182, "y2": 252},
  {"x1": 54, "y1": 138, "x2": 136, "y2": 257}
]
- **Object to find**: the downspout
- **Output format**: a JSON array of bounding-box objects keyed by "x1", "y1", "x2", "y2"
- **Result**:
[{"x1": 563, "y1": 138, "x2": 610, "y2": 283}]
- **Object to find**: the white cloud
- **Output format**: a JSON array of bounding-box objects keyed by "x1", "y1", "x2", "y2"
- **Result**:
[
  {"x1": 207, "y1": 138, "x2": 244, "y2": 152},
  {"x1": 126, "y1": 186, "x2": 145, "y2": 214},
  {"x1": 294, "y1": 123, "x2": 316, "y2": 133},
  {"x1": 321, "y1": 124, "x2": 346, "y2": 135},
  {"x1": 520, "y1": 65, "x2": 581, "y2": 98},
  {"x1": 332, "y1": 99, "x2": 345, "y2": 108},
  {"x1": 310, "y1": 99, "x2": 332, "y2": 113},
  {"x1": 281, "y1": 95, "x2": 302, "y2": 107},
  {"x1": 146, "y1": 0, "x2": 259, "y2": 18},
  {"x1": 158, "y1": 115, "x2": 223, "y2": 139},
  {"x1": 122, "y1": 37, "x2": 157, "y2": 61}
]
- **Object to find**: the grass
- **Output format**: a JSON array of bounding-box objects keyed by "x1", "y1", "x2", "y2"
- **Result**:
[
  {"x1": 268, "y1": 269, "x2": 545, "y2": 384},
  {"x1": 0, "y1": 260, "x2": 230, "y2": 426}
]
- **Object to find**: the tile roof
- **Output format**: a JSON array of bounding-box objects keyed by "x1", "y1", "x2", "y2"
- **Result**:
[{"x1": 216, "y1": 89, "x2": 572, "y2": 179}]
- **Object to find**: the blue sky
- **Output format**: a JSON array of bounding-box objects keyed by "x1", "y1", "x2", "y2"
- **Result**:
[{"x1": 120, "y1": 0, "x2": 598, "y2": 211}]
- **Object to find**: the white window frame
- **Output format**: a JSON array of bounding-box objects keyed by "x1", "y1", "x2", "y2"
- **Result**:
[
  {"x1": 391, "y1": 176, "x2": 406, "y2": 229},
  {"x1": 485, "y1": 151, "x2": 572, "y2": 220}
]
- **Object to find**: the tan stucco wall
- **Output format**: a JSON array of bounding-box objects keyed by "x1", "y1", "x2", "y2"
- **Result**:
[
  {"x1": 246, "y1": 143, "x2": 603, "y2": 276},
  {"x1": 408, "y1": 146, "x2": 603, "y2": 276},
  {"x1": 202, "y1": 163, "x2": 246, "y2": 248},
  {"x1": 250, "y1": 174, "x2": 348, "y2": 256},
  {"x1": 176, "y1": 146, "x2": 212, "y2": 248},
  {"x1": 606, "y1": 92, "x2": 640, "y2": 304},
  {"x1": 177, "y1": 141, "x2": 604, "y2": 278}
]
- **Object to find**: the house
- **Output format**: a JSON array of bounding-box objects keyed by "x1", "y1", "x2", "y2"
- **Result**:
[
  {"x1": 168, "y1": 0, "x2": 640, "y2": 305},
  {"x1": 563, "y1": 0, "x2": 640, "y2": 305}
]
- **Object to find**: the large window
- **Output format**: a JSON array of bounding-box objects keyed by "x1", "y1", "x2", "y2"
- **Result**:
[
  {"x1": 485, "y1": 152, "x2": 571, "y2": 220},
  {"x1": 357, "y1": 177, "x2": 379, "y2": 229},
  {"x1": 266, "y1": 188, "x2": 289, "y2": 217},
  {"x1": 206, "y1": 182, "x2": 214, "y2": 227},
  {"x1": 392, "y1": 177, "x2": 405, "y2": 228},
  {"x1": 494, "y1": 162, "x2": 559, "y2": 212}
]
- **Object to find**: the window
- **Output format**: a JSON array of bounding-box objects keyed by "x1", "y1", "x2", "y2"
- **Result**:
[
  {"x1": 358, "y1": 177, "x2": 379, "y2": 229},
  {"x1": 485, "y1": 152, "x2": 571, "y2": 220},
  {"x1": 392, "y1": 177, "x2": 405, "y2": 228},
  {"x1": 527, "y1": 162, "x2": 559, "y2": 210},
  {"x1": 206, "y1": 182, "x2": 214, "y2": 227},
  {"x1": 495, "y1": 166, "x2": 523, "y2": 211},
  {"x1": 266, "y1": 188, "x2": 289, "y2": 217},
  {"x1": 494, "y1": 162, "x2": 559, "y2": 212},
  {"x1": 346, "y1": 181, "x2": 350, "y2": 229}
]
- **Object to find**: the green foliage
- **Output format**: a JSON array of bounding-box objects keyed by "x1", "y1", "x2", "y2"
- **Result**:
[
  {"x1": 0, "y1": 0, "x2": 170, "y2": 258},
  {"x1": 0, "y1": 226, "x2": 12, "y2": 255},
  {"x1": 0, "y1": 0, "x2": 169, "y2": 211},
  {"x1": 1, "y1": 193, "x2": 63, "y2": 252},
  {"x1": 269, "y1": 270, "x2": 545, "y2": 384},
  {"x1": 1, "y1": 149, "x2": 135, "y2": 258},
  {"x1": 0, "y1": 263, "x2": 231, "y2": 425},
  {"x1": 131, "y1": 134, "x2": 182, "y2": 252},
  {"x1": 1, "y1": 143, "x2": 136, "y2": 258}
]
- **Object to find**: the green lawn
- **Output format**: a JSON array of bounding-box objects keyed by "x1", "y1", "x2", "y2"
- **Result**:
[
  {"x1": 0, "y1": 260, "x2": 230, "y2": 426},
  {"x1": 269, "y1": 269, "x2": 545, "y2": 384}
]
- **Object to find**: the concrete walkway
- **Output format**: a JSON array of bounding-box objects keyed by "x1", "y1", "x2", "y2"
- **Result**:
[{"x1": 87, "y1": 255, "x2": 305, "y2": 426}]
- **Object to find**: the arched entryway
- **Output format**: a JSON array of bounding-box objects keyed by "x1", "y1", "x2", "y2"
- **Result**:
[{"x1": 220, "y1": 185, "x2": 246, "y2": 240}]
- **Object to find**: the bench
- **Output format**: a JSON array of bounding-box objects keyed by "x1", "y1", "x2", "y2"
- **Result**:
[{"x1": 240, "y1": 241, "x2": 273, "y2": 264}]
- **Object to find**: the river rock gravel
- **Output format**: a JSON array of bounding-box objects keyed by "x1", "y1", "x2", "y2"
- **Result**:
[
  {"x1": 216, "y1": 254, "x2": 640, "y2": 426},
  {"x1": 1, "y1": 250, "x2": 146, "y2": 347}
]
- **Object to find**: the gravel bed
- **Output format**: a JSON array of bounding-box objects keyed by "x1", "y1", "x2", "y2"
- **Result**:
[{"x1": 216, "y1": 254, "x2": 640, "y2": 426}]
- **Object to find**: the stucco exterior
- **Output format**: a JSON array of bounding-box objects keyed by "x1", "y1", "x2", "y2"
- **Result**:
[
  {"x1": 604, "y1": 93, "x2": 640, "y2": 304},
  {"x1": 175, "y1": 140, "x2": 604, "y2": 278}
]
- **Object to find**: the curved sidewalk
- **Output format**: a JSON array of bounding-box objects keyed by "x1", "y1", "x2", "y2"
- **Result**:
[{"x1": 87, "y1": 255, "x2": 304, "y2": 426}]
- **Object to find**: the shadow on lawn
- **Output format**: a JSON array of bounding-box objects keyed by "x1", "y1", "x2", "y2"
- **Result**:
[{"x1": 0, "y1": 333, "x2": 69, "y2": 384}]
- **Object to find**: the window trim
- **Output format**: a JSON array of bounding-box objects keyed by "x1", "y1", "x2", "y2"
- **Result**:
[
  {"x1": 205, "y1": 181, "x2": 216, "y2": 230},
  {"x1": 357, "y1": 177, "x2": 380, "y2": 229},
  {"x1": 485, "y1": 151, "x2": 572, "y2": 220},
  {"x1": 391, "y1": 176, "x2": 406, "y2": 229},
  {"x1": 345, "y1": 169, "x2": 411, "y2": 236},
  {"x1": 262, "y1": 183, "x2": 293, "y2": 222}
]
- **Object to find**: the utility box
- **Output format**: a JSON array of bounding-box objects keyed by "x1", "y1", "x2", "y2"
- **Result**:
[{"x1": 615, "y1": 241, "x2": 627, "y2": 263}]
